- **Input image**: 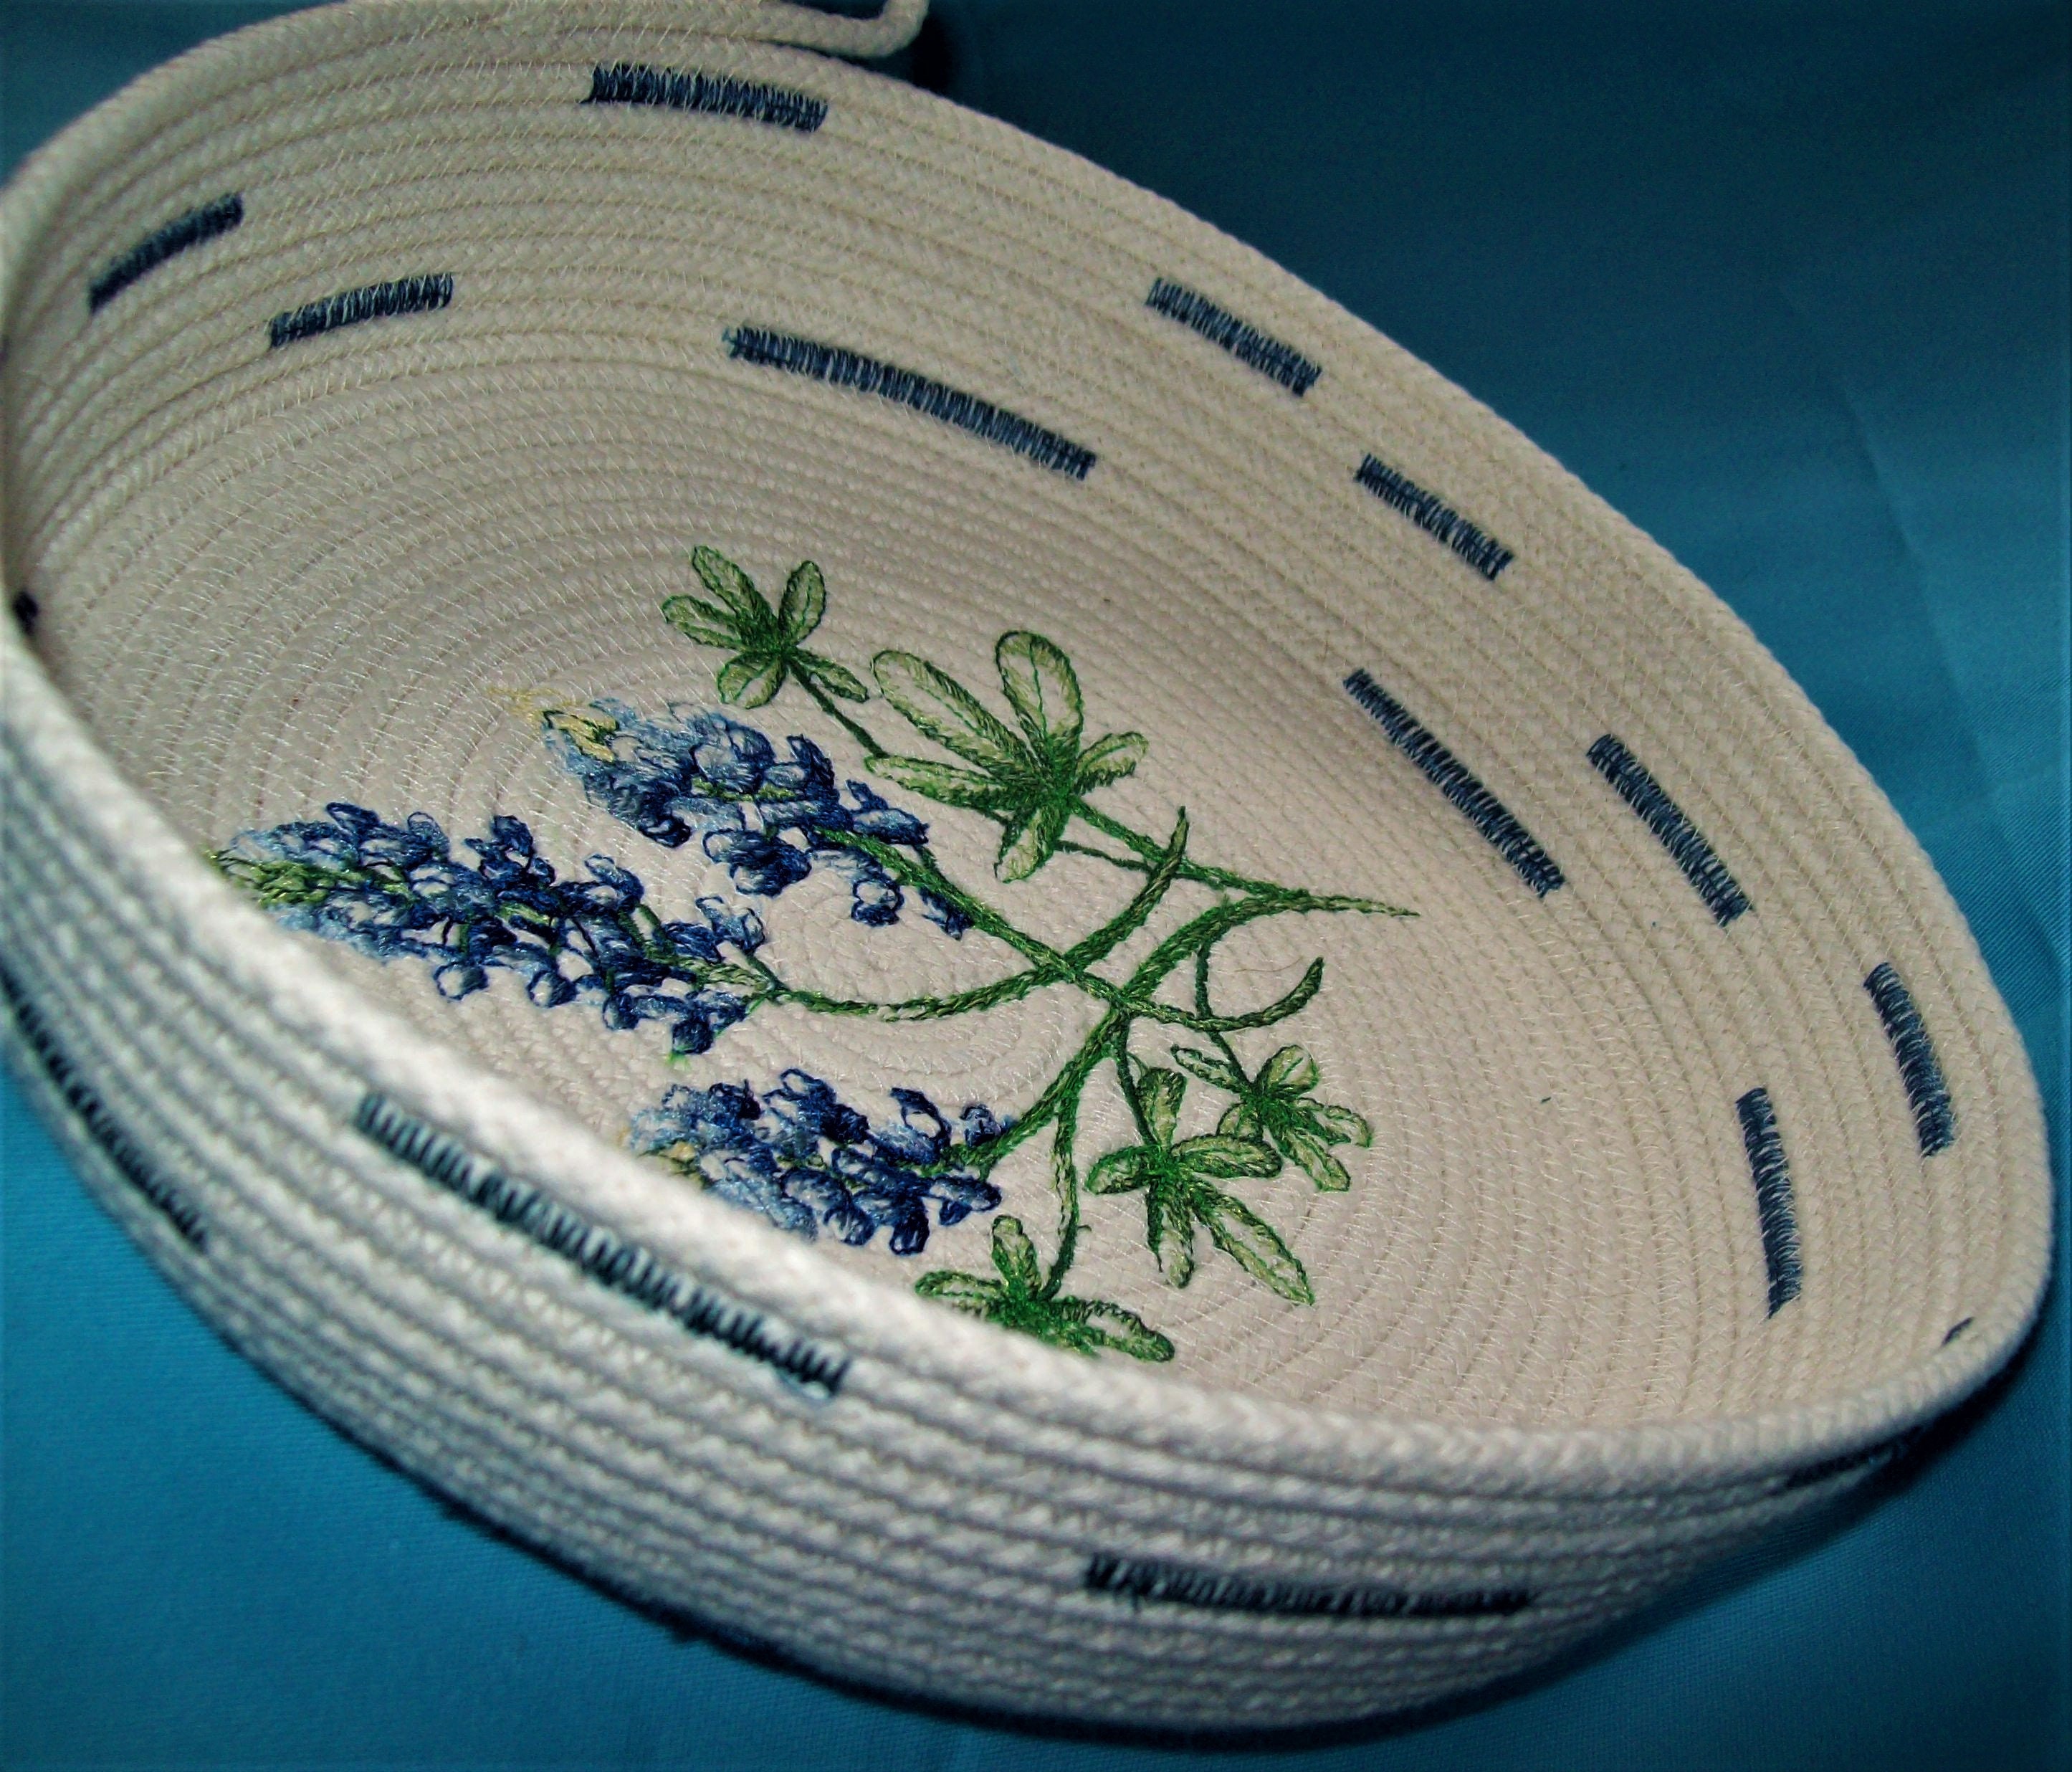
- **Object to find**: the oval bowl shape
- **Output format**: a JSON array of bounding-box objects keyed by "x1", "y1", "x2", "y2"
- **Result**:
[{"x1": 0, "y1": 0, "x2": 2050, "y2": 1734}]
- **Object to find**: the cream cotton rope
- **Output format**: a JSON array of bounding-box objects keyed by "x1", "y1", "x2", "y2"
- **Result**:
[{"x1": 0, "y1": 0, "x2": 2050, "y2": 1730}]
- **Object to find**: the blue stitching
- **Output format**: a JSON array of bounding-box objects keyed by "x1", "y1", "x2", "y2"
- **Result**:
[
  {"x1": 1735, "y1": 1086, "x2": 1801, "y2": 1315},
  {"x1": 355, "y1": 1092, "x2": 849, "y2": 1397},
  {"x1": 1144, "y1": 278, "x2": 1321, "y2": 396},
  {"x1": 1355, "y1": 454, "x2": 1515, "y2": 581},
  {"x1": 88, "y1": 192, "x2": 243, "y2": 312},
  {"x1": 585, "y1": 62, "x2": 827, "y2": 133},
  {"x1": 1084, "y1": 1553, "x2": 1532, "y2": 1620},
  {"x1": 1943, "y1": 1317, "x2": 1973, "y2": 1343},
  {"x1": 11, "y1": 591, "x2": 37, "y2": 635},
  {"x1": 268, "y1": 274, "x2": 453, "y2": 350},
  {"x1": 1587, "y1": 734, "x2": 1751, "y2": 925},
  {"x1": 1863, "y1": 962, "x2": 1956, "y2": 1156},
  {"x1": 725, "y1": 326, "x2": 1097, "y2": 479},
  {"x1": 1343, "y1": 669, "x2": 1564, "y2": 895},
  {"x1": 0, "y1": 962, "x2": 207, "y2": 1249}
]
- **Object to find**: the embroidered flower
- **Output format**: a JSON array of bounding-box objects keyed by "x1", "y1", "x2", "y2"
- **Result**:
[
  {"x1": 538, "y1": 700, "x2": 958, "y2": 934},
  {"x1": 1170, "y1": 1043, "x2": 1372, "y2": 1191},
  {"x1": 218, "y1": 805, "x2": 768, "y2": 1056},
  {"x1": 630, "y1": 1070, "x2": 1006, "y2": 1254}
]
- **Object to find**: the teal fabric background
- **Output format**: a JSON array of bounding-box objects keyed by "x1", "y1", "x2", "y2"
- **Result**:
[{"x1": 2, "y1": 3, "x2": 2066, "y2": 1766}]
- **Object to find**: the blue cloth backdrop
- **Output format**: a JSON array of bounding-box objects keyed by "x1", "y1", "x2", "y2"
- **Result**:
[{"x1": 2, "y1": 3, "x2": 2066, "y2": 1767}]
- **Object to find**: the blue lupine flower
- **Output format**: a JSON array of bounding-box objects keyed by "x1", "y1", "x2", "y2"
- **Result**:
[
  {"x1": 629, "y1": 1070, "x2": 1007, "y2": 1253},
  {"x1": 219, "y1": 804, "x2": 768, "y2": 1056},
  {"x1": 540, "y1": 700, "x2": 962, "y2": 935}
]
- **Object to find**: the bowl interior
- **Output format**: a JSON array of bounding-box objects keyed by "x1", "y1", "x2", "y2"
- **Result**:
[{"x1": 2, "y1": 4, "x2": 2033, "y2": 1431}]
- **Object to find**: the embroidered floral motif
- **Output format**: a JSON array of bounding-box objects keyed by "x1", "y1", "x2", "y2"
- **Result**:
[
  {"x1": 631, "y1": 1071, "x2": 1004, "y2": 1254},
  {"x1": 219, "y1": 550, "x2": 1413, "y2": 1361}
]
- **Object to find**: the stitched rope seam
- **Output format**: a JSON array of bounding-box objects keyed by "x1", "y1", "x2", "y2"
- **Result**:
[
  {"x1": 1344, "y1": 669, "x2": 1565, "y2": 895},
  {"x1": 87, "y1": 192, "x2": 243, "y2": 311},
  {"x1": 724, "y1": 325, "x2": 1098, "y2": 478},
  {"x1": 1, "y1": 961, "x2": 208, "y2": 1247},
  {"x1": 1084, "y1": 1553, "x2": 1533, "y2": 1619},
  {"x1": 1734, "y1": 1087, "x2": 1802, "y2": 1315},
  {"x1": 353, "y1": 1092, "x2": 849, "y2": 1397},
  {"x1": 1355, "y1": 454, "x2": 1515, "y2": 581},
  {"x1": 585, "y1": 62, "x2": 827, "y2": 133},
  {"x1": 1863, "y1": 963, "x2": 1956, "y2": 1155},
  {"x1": 1588, "y1": 733, "x2": 1752, "y2": 924},
  {"x1": 268, "y1": 273, "x2": 454, "y2": 350},
  {"x1": 1144, "y1": 277, "x2": 1322, "y2": 396}
]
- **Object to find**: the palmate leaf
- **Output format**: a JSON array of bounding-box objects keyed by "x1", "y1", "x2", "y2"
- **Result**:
[
  {"x1": 997, "y1": 795, "x2": 1072, "y2": 882},
  {"x1": 1173, "y1": 1042, "x2": 1372, "y2": 1192},
  {"x1": 665, "y1": 549, "x2": 872, "y2": 712},
  {"x1": 870, "y1": 632, "x2": 1152, "y2": 881},
  {"x1": 914, "y1": 1216, "x2": 1173, "y2": 1361},
  {"x1": 869, "y1": 754, "x2": 1009, "y2": 811}
]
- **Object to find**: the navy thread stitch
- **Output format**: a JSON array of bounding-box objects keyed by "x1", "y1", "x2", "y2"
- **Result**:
[
  {"x1": 1863, "y1": 962, "x2": 1956, "y2": 1156},
  {"x1": 725, "y1": 326, "x2": 1097, "y2": 480},
  {"x1": 11, "y1": 591, "x2": 37, "y2": 635},
  {"x1": 1943, "y1": 1317, "x2": 1974, "y2": 1343},
  {"x1": 355, "y1": 1092, "x2": 849, "y2": 1396},
  {"x1": 0, "y1": 963, "x2": 207, "y2": 1248},
  {"x1": 1587, "y1": 733, "x2": 1751, "y2": 925},
  {"x1": 1355, "y1": 454, "x2": 1515, "y2": 581},
  {"x1": 586, "y1": 62, "x2": 828, "y2": 132},
  {"x1": 1735, "y1": 1086, "x2": 1802, "y2": 1315},
  {"x1": 268, "y1": 274, "x2": 454, "y2": 350},
  {"x1": 1084, "y1": 1553, "x2": 1532, "y2": 1620},
  {"x1": 1343, "y1": 668, "x2": 1565, "y2": 895},
  {"x1": 1144, "y1": 277, "x2": 1321, "y2": 396},
  {"x1": 87, "y1": 192, "x2": 243, "y2": 312}
]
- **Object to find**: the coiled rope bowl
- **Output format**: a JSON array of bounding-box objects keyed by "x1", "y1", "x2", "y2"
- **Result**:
[{"x1": 0, "y1": 0, "x2": 2050, "y2": 1733}]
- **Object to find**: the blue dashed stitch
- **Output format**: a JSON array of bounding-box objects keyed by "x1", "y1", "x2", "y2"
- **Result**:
[
  {"x1": 1344, "y1": 669, "x2": 1564, "y2": 895},
  {"x1": 1863, "y1": 962, "x2": 1956, "y2": 1156},
  {"x1": 355, "y1": 1092, "x2": 849, "y2": 1396},
  {"x1": 88, "y1": 193, "x2": 243, "y2": 312},
  {"x1": 1145, "y1": 278, "x2": 1321, "y2": 396},
  {"x1": 1084, "y1": 1553, "x2": 1532, "y2": 1620},
  {"x1": 725, "y1": 326, "x2": 1097, "y2": 479},
  {"x1": 585, "y1": 62, "x2": 827, "y2": 132},
  {"x1": 1355, "y1": 454, "x2": 1515, "y2": 581},
  {"x1": 1736, "y1": 1086, "x2": 1801, "y2": 1315},
  {"x1": 268, "y1": 274, "x2": 453, "y2": 349},
  {"x1": 1588, "y1": 734, "x2": 1751, "y2": 924},
  {"x1": 1, "y1": 963, "x2": 206, "y2": 1248}
]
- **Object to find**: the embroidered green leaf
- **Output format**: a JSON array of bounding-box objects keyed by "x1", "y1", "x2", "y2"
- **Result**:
[
  {"x1": 869, "y1": 632, "x2": 1157, "y2": 881},
  {"x1": 1200, "y1": 1191, "x2": 1314, "y2": 1303},
  {"x1": 778, "y1": 560, "x2": 827, "y2": 643},
  {"x1": 915, "y1": 1216, "x2": 1175, "y2": 1361},
  {"x1": 1074, "y1": 729, "x2": 1147, "y2": 788},
  {"x1": 666, "y1": 550, "x2": 872, "y2": 718},
  {"x1": 873, "y1": 651, "x2": 1027, "y2": 769},
  {"x1": 869, "y1": 755, "x2": 1009, "y2": 811},
  {"x1": 796, "y1": 654, "x2": 869, "y2": 703},
  {"x1": 997, "y1": 795, "x2": 1072, "y2": 882},
  {"x1": 1092, "y1": 1063, "x2": 1301, "y2": 1296},
  {"x1": 715, "y1": 652, "x2": 787, "y2": 708},
  {"x1": 1174, "y1": 1042, "x2": 1371, "y2": 1192},
  {"x1": 996, "y1": 631, "x2": 1083, "y2": 753},
  {"x1": 692, "y1": 545, "x2": 769, "y2": 627}
]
